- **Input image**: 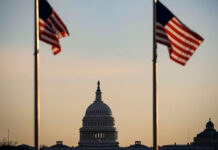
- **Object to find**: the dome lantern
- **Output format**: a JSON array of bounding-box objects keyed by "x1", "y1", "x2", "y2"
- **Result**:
[
  {"x1": 206, "y1": 118, "x2": 214, "y2": 130},
  {"x1": 95, "y1": 81, "x2": 102, "y2": 101}
]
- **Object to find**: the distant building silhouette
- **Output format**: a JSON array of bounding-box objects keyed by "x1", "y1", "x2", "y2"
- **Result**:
[
  {"x1": 192, "y1": 119, "x2": 218, "y2": 150},
  {"x1": 160, "y1": 144, "x2": 212, "y2": 150},
  {"x1": 43, "y1": 141, "x2": 73, "y2": 150},
  {"x1": 128, "y1": 141, "x2": 149, "y2": 149},
  {"x1": 17, "y1": 144, "x2": 34, "y2": 150}
]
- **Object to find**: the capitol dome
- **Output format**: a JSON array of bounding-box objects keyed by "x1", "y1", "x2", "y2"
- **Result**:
[
  {"x1": 85, "y1": 100, "x2": 112, "y2": 116},
  {"x1": 79, "y1": 81, "x2": 118, "y2": 148},
  {"x1": 85, "y1": 82, "x2": 112, "y2": 116}
]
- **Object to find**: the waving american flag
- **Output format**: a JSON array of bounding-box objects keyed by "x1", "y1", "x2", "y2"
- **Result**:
[
  {"x1": 156, "y1": 1, "x2": 204, "y2": 66},
  {"x1": 39, "y1": 0, "x2": 69, "y2": 55}
]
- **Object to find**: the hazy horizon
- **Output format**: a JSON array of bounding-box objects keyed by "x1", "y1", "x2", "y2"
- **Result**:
[{"x1": 0, "y1": 0, "x2": 218, "y2": 147}]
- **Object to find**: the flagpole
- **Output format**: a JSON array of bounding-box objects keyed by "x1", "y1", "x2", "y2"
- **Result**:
[
  {"x1": 153, "y1": 0, "x2": 158, "y2": 150},
  {"x1": 34, "y1": 0, "x2": 40, "y2": 150}
]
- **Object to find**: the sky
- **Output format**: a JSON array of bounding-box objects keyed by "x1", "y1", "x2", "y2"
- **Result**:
[{"x1": 0, "y1": 0, "x2": 218, "y2": 147}]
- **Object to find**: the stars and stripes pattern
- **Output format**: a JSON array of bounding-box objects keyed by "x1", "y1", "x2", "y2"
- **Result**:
[
  {"x1": 156, "y1": 1, "x2": 204, "y2": 66},
  {"x1": 39, "y1": 0, "x2": 69, "y2": 55}
]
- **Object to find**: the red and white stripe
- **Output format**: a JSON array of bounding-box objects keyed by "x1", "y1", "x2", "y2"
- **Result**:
[
  {"x1": 156, "y1": 17, "x2": 203, "y2": 66},
  {"x1": 39, "y1": 11, "x2": 69, "y2": 55}
]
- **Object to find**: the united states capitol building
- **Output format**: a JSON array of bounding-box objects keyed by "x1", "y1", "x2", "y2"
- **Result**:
[
  {"x1": 3, "y1": 82, "x2": 217, "y2": 150},
  {"x1": 78, "y1": 81, "x2": 119, "y2": 149}
]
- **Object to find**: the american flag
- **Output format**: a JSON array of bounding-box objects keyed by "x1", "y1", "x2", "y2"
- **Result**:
[
  {"x1": 156, "y1": 1, "x2": 204, "y2": 66},
  {"x1": 39, "y1": 0, "x2": 69, "y2": 55}
]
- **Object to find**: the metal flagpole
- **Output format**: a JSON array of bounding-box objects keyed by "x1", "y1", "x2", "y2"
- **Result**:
[
  {"x1": 153, "y1": 0, "x2": 158, "y2": 150},
  {"x1": 34, "y1": 0, "x2": 40, "y2": 150},
  {"x1": 8, "y1": 129, "x2": 9, "y2": 146}
]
